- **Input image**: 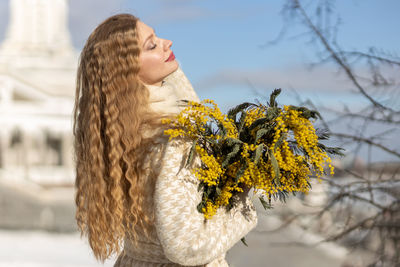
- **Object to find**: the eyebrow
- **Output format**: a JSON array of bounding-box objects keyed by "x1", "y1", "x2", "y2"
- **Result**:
[{"x1": 143, "y1": 30, "x2": 155, "y2": 48}]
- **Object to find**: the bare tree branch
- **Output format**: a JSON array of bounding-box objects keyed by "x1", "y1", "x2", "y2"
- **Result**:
[
  {"x1": 263, "y1": 1, "x2": 400, "y2": 265},
  {"x1": 291, "y1": 0, "x2": 396, "y2": 112},
  {"x1": 331, "y1": 132, "x2": 400, "y2": 158},
  {"x1": 341, "y1": 51, "x2": 400, "y2": 67}
]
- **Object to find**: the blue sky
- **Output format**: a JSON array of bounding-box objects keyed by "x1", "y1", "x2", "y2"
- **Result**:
[
  {"x1": 1, "y1": 0, "x2": 398, "y2": 109},
  {"x1": 60, "y1": 0, "x2": 398, "y2": 111},
  {"x1": 0, "y1": 0, "x2": 399, "y2": 161}
]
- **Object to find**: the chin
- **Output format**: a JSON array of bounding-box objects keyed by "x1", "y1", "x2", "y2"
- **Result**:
[
  {"x1": 151, "y1": 63, "x2": 179, "y2": 85},
  {"x1": 165, "y1": 62, "x2": 179, "y2": 76},
  {"x1": 171, "y1": 61, "x2": 179, "y2": 71}
]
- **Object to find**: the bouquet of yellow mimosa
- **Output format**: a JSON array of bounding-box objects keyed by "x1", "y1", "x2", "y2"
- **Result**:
[{"x1": 162, "y1": 89, "x2": 343, "y2": 220}]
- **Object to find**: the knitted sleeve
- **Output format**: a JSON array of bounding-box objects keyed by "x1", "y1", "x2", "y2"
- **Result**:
[{"x1": 154, "y1": 139, "x2": 258, "y2": 266}]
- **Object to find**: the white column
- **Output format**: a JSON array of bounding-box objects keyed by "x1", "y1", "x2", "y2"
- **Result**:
[{"x1": 0, "y1": 0, "x2": 73, "y2": 57}]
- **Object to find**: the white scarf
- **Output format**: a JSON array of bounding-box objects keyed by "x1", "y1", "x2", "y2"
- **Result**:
[{"x1": 146, "y1": 66, "x2": 200, "y2": 115}]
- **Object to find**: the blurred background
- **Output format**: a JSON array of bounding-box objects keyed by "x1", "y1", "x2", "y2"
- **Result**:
[{"x1": 0, "y1": 0, "x2": 399, "y2": 266}]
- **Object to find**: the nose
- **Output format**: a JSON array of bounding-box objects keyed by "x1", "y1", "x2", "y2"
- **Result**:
[{"x1": 163, "y1": 39, "x2": 172, "y2": 51}]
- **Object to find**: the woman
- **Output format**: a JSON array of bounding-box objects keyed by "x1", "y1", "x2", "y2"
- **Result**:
[{"x1": 73, "y1": 14, "x2": 258, "y2": 267}]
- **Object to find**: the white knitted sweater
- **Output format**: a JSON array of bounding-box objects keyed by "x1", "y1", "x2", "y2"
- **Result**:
[{"x1": 114, "y1": 67, "x2": 258, "y2": 267}]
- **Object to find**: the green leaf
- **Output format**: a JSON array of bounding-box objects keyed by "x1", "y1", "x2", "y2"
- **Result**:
[
  {"x1": 197, "y1": 181, "x2": 205, "y2": 192},
  {"x1": 255, "y1": 128, "x2": 269, "y2": 143},
  {"x1": 197, "y1": 202, "x2": 205, "y2": 213},
  {"x1": 268, "y1": 89, "x2": 281, "y2": 107},
  {"x1": 238, "y1": 112, "x2": 247, "y2": 134},
  {"x1": 267, "y1": 149, "x2": 280, "y2": 184},
  {"x1": 222, "y1": 143, "x2": 241, "y2": 168},
  {"x1": 317, "y1": 143, "x2": 345, "y2": 156},
  {"x1": 203, "y1": 123, "x2": 213, "y2": 137},
  {"x1": 253, "y1": 144, "x2": 264, "y2": 165},
  {"x1": 205, "y1": 186, "x2": 213, "y2": 197},
  {"x1": 225, "y1": 137, "x2": 243, "y2": 146},
  {"x1": 279, "y1": 191, "x2": 287, "y2": 202},
  {"x1": 241, "y1": 237, "x2": 248, "y2": 247},
  {"x1": 235, "y1": 160, "x2": 248, "y2": 184},
  {"x1": 289, "y1": 105, "x2": 321, "y2": 120},
  {"x1": 179, "y1": 99, "x2": 190, "y2": 105},
  {"x1": 315, "y1": 128, "x2": 330, "y2": 140},
  {"x1": 248, "y1": 117, "x2": 268, "y2": 131},
  {"x1": 265, "y1": 107, "x2": 279, "y2": 121},
  {"x1": 205, "y1": 137, "x2": 219, "y2": 145},
  {"x1": 216, "y1": 187, "x2": 222, "y2": 196},
  {"x1": 186, "y1": 139, "x2": 198, "y2": 167},
  {"x1": 216, "y1": 121, "x2": 227, "y2": 138},
  {"x1": 273, "y1": 134, "x2": 285, "y2": 152},
  {"x1": 259, "y1": 196, "x2": 273, "y2": 210},
  {"x1": 227, "y1": 102, "x2": 254, "y2": 121}
]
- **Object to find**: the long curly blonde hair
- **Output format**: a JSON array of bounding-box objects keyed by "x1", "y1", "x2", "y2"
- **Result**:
[{"x1": 73, "y1": 14, "x2": 165, "y2": 262}]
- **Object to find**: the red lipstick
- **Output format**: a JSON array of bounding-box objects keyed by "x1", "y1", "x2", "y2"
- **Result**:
[{"x1": 166, "y1": 52, "x2": 175, "y2": 62}]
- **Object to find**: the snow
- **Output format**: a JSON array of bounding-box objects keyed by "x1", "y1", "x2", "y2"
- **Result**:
[{"x1": 0, "y1": 230, "x2": 116, "y2": 267}]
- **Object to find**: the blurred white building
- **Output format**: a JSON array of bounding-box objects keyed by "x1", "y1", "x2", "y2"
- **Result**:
[{"x1": 0, "y1": 0, "x2": 77, "y2": 185}]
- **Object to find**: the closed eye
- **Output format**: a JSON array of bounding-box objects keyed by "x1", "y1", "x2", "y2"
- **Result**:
[
  {"x1": 144, "y1": 29, "x2": 157, "y2": 50},
  {"x1": 150, "y1": 43, "x2": 157, "y2": 50}
]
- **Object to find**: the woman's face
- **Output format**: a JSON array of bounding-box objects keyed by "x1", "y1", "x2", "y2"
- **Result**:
[{"x1": 137, "y1": 21, "x2": 178, "y2": 86}]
